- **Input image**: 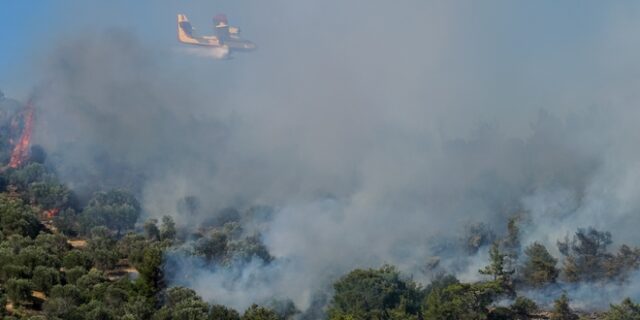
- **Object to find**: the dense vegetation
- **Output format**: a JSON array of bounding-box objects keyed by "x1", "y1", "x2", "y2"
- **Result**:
[
  {"x1": 0, "y1": 161, "x2": 285, "y2": 319},
  {"x1": 1, "y1": 101, "x2": 640, "y2": 320}
]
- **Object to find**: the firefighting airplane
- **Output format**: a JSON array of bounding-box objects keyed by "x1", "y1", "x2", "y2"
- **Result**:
[{"x1": 177, "y1": 14, "x2": 256, "y2": 58}]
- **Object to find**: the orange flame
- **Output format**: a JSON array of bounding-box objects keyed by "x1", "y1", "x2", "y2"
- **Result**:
[
  {"x1": 44, "y1": 208, "x2": 60, "y2": 219},
  {"x1": 8, "y1": 101, "x2": 34, "y2": 169}
]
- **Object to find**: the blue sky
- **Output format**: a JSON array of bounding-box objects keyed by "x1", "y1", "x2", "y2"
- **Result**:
[
  {"x1": 1, "y1": 0, "x2": 638, "y2": 109},
  {"x1": 0, "y1": 2, "x2": 55, "y2": 63},
  {"x1": 0, "y1": 2, "x2": 58, "y2": 93},
  {"x1": 0, "y1": 1, "x2": 259, "y2": 96}
]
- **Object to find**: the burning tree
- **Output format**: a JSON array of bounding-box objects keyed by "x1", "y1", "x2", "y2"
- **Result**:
[{"x1": 8, "y1": 101, "x2": 34, "y2": 169}]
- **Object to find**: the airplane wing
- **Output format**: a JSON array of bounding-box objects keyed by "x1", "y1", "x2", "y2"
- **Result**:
[{"x1": 177, "y1": 14, "x2": 222, "y2": 46}]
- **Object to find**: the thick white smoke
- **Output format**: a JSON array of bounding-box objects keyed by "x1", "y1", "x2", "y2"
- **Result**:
[
  {"x1": 178, "y1": 46, "x2": 230, "y2": 60},
  {"x1": 10, "y1": 0, "x2": 640, "y2": 314}
]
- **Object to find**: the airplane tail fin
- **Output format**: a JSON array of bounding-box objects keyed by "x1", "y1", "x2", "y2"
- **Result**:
[
  {"x1": 177, "y1": 14, "x2": 197, "y2": 44},
  {"x1": 213, "y1": 14, "x2": 229, "y2": 28},
  {"x1": 213, "y1": 13, "x2": 230, "y2": 41}
]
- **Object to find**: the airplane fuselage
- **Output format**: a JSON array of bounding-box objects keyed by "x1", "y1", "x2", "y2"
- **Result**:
[
  {"x1": 177, "y1": 14, "x2": 256, "y2": 54},
  {"x1": 224, "y1": 39, "x2": 257, "y2": 51}
]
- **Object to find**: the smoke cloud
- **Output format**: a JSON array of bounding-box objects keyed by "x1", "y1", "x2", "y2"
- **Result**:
[{"x1": 8, "y1": 0, "x2": 640, "y2": 313}]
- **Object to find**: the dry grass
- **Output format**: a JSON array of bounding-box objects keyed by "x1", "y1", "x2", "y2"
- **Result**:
[
  {"x1": 31, "y1": 290, "x2": 46, "y2": 301},
  {"x1": 67, "y1": 239, "x2": 87, "y2": 248},
  {"x1": 106, "y1": 259, "x2": 140, "y2": 281}
]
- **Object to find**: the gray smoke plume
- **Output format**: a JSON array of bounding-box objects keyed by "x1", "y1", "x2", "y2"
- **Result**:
[{"x1": 12, "y1": 0, "x2": 640, "y2": 313}]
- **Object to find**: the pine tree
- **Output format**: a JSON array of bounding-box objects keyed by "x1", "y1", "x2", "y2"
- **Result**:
[
  {"x1": 479, "y1": 242, "x2": 514, "y2": 292},
  {"x1": 605, "y1": 298, "x2": 640, "y2": 320},
  {"x1": 550, "y1": 293, "x2": 578, "y2": 320},
  {"x1": 521, "y1": 242, "x2": 559, "y2": 287}
]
